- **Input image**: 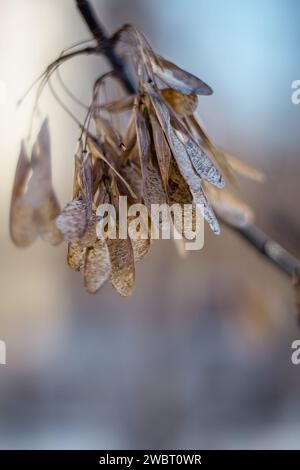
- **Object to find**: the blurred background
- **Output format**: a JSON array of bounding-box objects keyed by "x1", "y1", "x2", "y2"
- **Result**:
[{"x1": 0, "y1": 0, "x2": 300, "y2": 449}]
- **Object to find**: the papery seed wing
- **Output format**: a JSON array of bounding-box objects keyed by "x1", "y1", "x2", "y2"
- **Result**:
[
  {"x1": 67, "y1": 243, "x2": 86, "y2": 271},
  {"x1": 134, "y1": 104, "x2": 150, "y2": 176},
  {"x1": 10, "y1": 142, "x2": 37, "y2": 246},
  {"x1": 168, "y1": 160, "x2": 192, "y2": 204},
  {"x1": 225, "y1": 154, "x2": 265, "y2": 182},
  {"x1": 25, "y1": 119, "x2": 62, "y2": 243},
  {"x1": 168, "y1": 161, "x2": 193, "y2": 234},
  {"x1": 37, "y1": 194, "x2": 63, "y2": 245},
  {"x1": 11, "y1": 201, "x2": 38, "y2": 247},
  {"x1": 131, "y1": 239, "x2": 150, "y2": 261},
  {"x1": 174, "y1": 127, "x2": 224, "y2": 188},
  {"x1": 83, "y1": 239, "x2": 111, "y2": 293},
  {"x1": 188, "y1": 115, "x2": 237, "y2": 185},
  {"x1": 56, "y1": 197, "x2": 88, "y2": 242},
  {"x1": 120, "y1": 115, "x2": 137, "y2": 167},
  {"x1": 127, "y1": 212, "x2": 151, "y2": 262},
  {"x1": 73, "y1": 141, "x2": 84, "y2": 198},
  {"x1": 92, "y1": 158, "x2": 104, "y2": 196},
  {"x1": 87, "y1": 136, "x2": 137, "y2": 199},
  {"x1": 101, "y1": 96, "x2": 134, "y2": 113},
  {"x1": 78, "y1": 213, "x2": 98, "y2": 248},
  {"x1": 120, "y1": 159, "x2": 143, "y2": 203},
  {"x1": 147, "y1": 86, "x2": 219, "y2": 234},
  {"x1": 94, "y1": 116, "x2": 124, "y2": 152},
  {"x1": 161, "y1": 88, "x2": 198, "y2": 118},
  {"x1": 143, "y1": 160, "x2": 167, "y2": 208},
  {"x1": 10, "y1": 198, "x2": 37, "y2": 247},
  {"x1": 149, "y1": 112, "x2": 171, "y2": 191},
  {"x1": 25, "y1": 144, "x2": 48, "y2": 208},
  {"x1": 107, "y1": 236, "x2": 135, "y2": 297},
  {"x1": 207, "y1": 186, "x2": 254, "y2": 228},
  {"x1": 196, "y1": 187, "x2": 220, "y2": 234},
  {"x1": 130, "y1": 235, "x2": 151, "y2": 261},
  {"x1": 151, "y1": 54, "x2": 213, "y2": 95},
  {"x1": 37, "y1": 118, "x2": 52, "y2": 166},
  {"x1": 79, "y1": 154, "x2": 93, "y2": 217},
  {"x1": 124, "y1": 112, "x2": 137, "y2": 149},
  {"x1": 146, "y1": 86, "x2": 201, "y2": 192},
  {"x1": 149, "y1": 85, "x2": 224, "y2": 188},
  {"x1": 11, "y1": 142, "x2": 31, "y2": 200},
  {"x1": 163, "y1": 102, "x2": 224, "y2": 188},
  {"x1": 107, "y1": 174, "x2": 120, "y2": 210},
  {"x1": 26, "y1": 119, "x2": 53, "y2": 207},
  {"x1": 135, "y1": 104, "x2": 167, "y2": 209}
]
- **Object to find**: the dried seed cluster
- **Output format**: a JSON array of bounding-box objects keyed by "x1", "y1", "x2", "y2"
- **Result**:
[{"x1": 10, "y1": 26, "x2": 263, "y2": 296}]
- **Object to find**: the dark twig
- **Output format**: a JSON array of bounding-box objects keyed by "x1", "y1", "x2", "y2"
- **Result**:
[
  {"x1": 75, "y1": 0, "x2": 135, "y2": 94},
  {"x1": 221, "y1": 219, "x2": 300, "y2": 278},
  {"x1": 75, "y1": 0, "x2": 300, "y2": 280}
]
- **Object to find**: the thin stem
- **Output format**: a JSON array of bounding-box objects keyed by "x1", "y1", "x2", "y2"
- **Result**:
[
  {"x1": 75, "y1": 0, "x2": 135, "y2": 94},
  {"x1": 221, "y1": 218, "x2": 300, "y2": 278},
  {"x1": 17, "y1": 45, "x2": 97, "y2": 109}
]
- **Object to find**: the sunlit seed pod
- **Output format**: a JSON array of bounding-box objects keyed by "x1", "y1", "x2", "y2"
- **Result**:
[
  {"x1": 67, "y1": 243, "x2": 86, "y2": 271},
  {"x1": 161, "y1": 88, "x2": 198, "y2": 118}
]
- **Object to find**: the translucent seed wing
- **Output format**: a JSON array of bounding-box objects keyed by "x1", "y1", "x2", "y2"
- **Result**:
[
  {"x1": 67, "y1": 243, "x2": 86, "y2": 271},
  {"x1": 188, "y1": 115, "x2": 237, "y2": 185},
  {"x1": 87, "y1": 136, "x2": 137, "y2": 199},
  {"x1": 147, "y1": 86, "x2": 220, "y2": 234},
  {"x1": 225, "y1": 154, "x2": 265, "y2": 182},
  {"x1": 149, "y1": 112, "x2": 171, "y2": 191},
  {"x1": 107, "y1": 236, "x2": 135, "y2": 297},
  {"x1": 161, "y1": 88, "x2": 198, "y2": 118},
  {"x1": 100, "y1": 96, "x2": 135, "y2": 114},
  {"x1": 163, "y1": 103, "x2": 224, "y2": 188},
  {"x1": 26, "y1": 119, "x2": 62, "y2": 244},
  {"x1": 146, "y1": 86, "x2": 201, "y2": 192},
  {"x1": 207, "y1": 186, "x2": 254, "y2": 228},
  {"x1": 83, "y1": 239, "x2": 111, "y2": 293},
  {"x1": 37, "y1": 194, "x2": 63, "y2": 245},
  {"x1": 9, "y1": 142, "x2": 37, "y2": 246},
  {"x1": 151, "y1": 54, "x2": 213, "y2": 95},
  {"x1": 26, "y1": 119, "x2": 53, "y2": 208},
  {"x1": 56, "y1": 197, "x2": 88, "y2": 242},
  {"x1": 78, "y1": 213, "x2": 98, "y2": 248},
  {"x1": 134, "y1": 105, "x2": 167, "y2": 210},
  {"x1": 130, "y1": 237, "x2": 151, "y2": 261},
  {"x1": 79, "y1": 154, "x2": 93, "y2": 218},
  {"x1": 94, "y1": 116, "x2": 124, "y2": 152},
  {"x1": 134, "y1": 104, "x2": 150, "y2": 177}
]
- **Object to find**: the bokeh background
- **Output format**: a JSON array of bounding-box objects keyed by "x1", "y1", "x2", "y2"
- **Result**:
[{"x1": 0, "y1": 0, "x2": 300, "y2": 449}]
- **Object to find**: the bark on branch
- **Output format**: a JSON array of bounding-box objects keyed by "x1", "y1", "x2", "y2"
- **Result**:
[{"x1": 75, "y1": 0, "x2": 135, "y2": 94}]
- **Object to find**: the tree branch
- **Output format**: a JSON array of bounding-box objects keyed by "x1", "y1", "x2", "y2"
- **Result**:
[
  {"x1": 221, "y1": 218, "x2": 300, "y2": 278},
  {"x1": 75, "y1": 0, "x2": 300, "y2": 280},
  {"x1": 75, "y1": 0, "x2": 135, "y2": 94}
]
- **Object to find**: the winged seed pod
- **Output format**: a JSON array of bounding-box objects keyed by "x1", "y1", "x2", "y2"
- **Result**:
[
  {"x1": 10, "y1": 25, "x2": 263, "y2": 296},
  {"x1": 10, "y1": 119, "x2": 62, "y2": 247}
]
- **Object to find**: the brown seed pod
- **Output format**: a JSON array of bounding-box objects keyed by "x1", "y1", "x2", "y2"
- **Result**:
[
  {"x1": 83, "y1": 239, "x2": 111, "y2": 293},
  {"x1": 161, "y1": 88, "x2": 198, "y2": 118}
]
